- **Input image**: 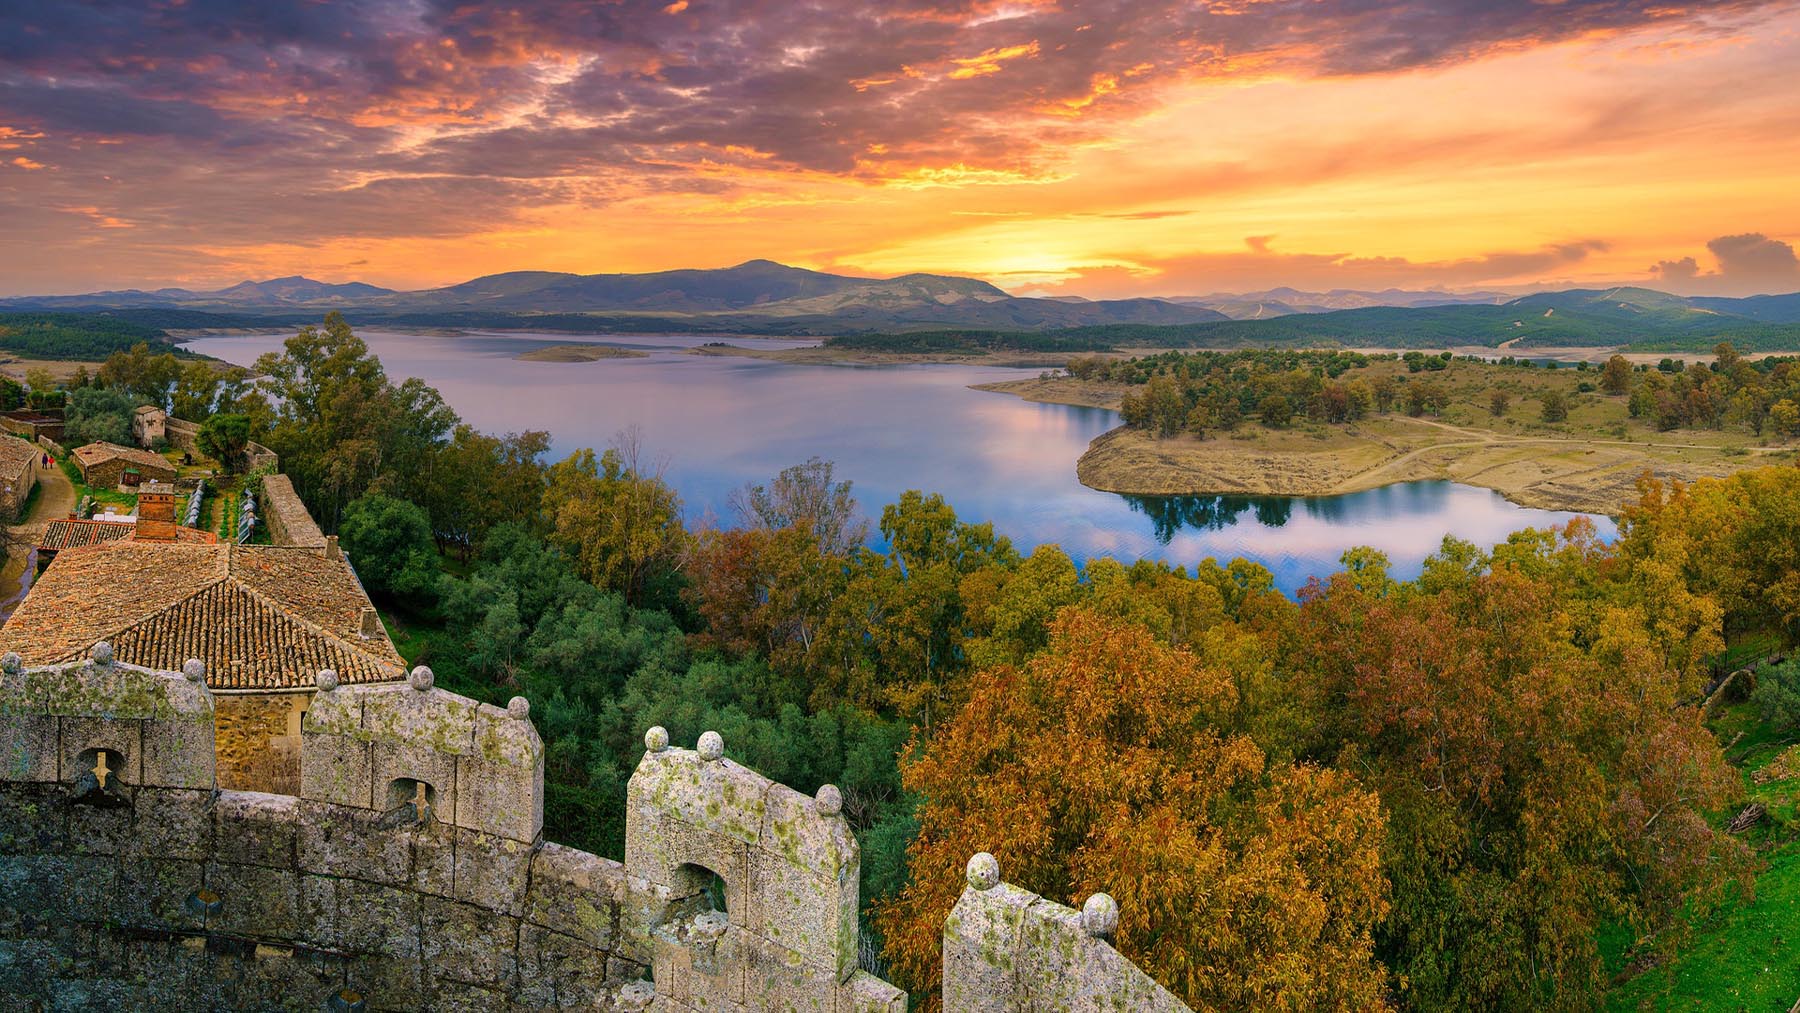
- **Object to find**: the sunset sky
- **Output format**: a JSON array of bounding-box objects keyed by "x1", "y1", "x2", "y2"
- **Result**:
[{"x1": 3, "y1": 0, "x2": 1798, "y2": 298}]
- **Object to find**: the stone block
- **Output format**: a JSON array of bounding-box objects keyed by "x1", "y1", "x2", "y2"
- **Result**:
[
  {"x1": 425, "y1": 979, "x2": 515, "y2": 1013},
  {"x1": 296, "y1": 800, "x2": 411, "y2": 887},
  {"x1": 747, "y1": 845, "x2": 855, "y2": 977},
  {"x1": 130, "y1": 787, "x2": 215, "y2": 861},
  {"x1": 1014, "y1": 897, "x2": 1189, "y2": 1011},
  {"x1": 205, "y1": 861, "x2": 301, "y2": 941},
  {"x1": 214, "y1": 791, "x2": 301, "y2": 868},
  {"x1": 334, "y1": 880, "x2": 422, "y2": 958},
  {"x1": 301, "y1": 682, "x2": 362, "y2": 736},
  {"x1": 421, "y1": 896, "x2": 520, "y2": 987},
  {"x1": 0, "y1": 782, "x2": 67, "y2": 853},
  {"x1": 0, "y1": 712, "x2": 59, "y2": 783},
  {"x1": 652, "y1": 923, "x2": 745, "y2": 1009},
  {"x1": 38, "y1": 661, "x2": 161, "y2": 720},
  {"x1": 525, "y1": 843, "x2": 625, "y2": 948},
  {"x1": 518, "y1": 923, "x2": 614, "y2": 1009},
  {"x1": 0, "y1": 855, "x2": 116, "y2": 932},
  {"x1": 412, "y1": 814, "x2": 457, "y2": 899},
  {"x1": 836, "y1": 970, "x2": 907, "y2": 1013},
  {"x1": 758, "y1": 782, "x2": 858, "y2": 881},
  {"x1": 299, "y1": 730, "x2": 372, "y2": 808},
  {"x1": 57, "y1": 715, "x2": 142, "y2": 786},
  {"x1": 629, "y1": 749, "x2": 770, "y2": 848},
  {"x1": 454, "y1": 750, "x2": 541, "y2": 844},
  {"x1": 344, "y1": 953, "x2": 425, "y2": 1010},
  {"x1": 226, "y1": 944, "x2": 338, "y2": 1012},
  {"x1": 454, "y1": 703, "x2": 544, "y2": 843},
  {"x1": 297, "y1": 873, "x2": 340, "y2": 951},
  {"x1": 451, "y1": 825, "x2": 533, "y2": 916},
  {"x1": 66, "y1": 794, "x2": 135, "y2": 856},
  {"x1": 738, "y1": 934, "x2": 835, "y2": 1012},
  {"x1": 141, "y1": 710, "x2": 215, "y2": 789},
  {"x1": 115, "y1": 857, "x2": 206, "y2": 933},
  {"x1": 359, "y1": 684, "x2": 477, "y2": 755},
  {"x1": 941, "y1": 883, "x2": 1037, "y2": 1013}
]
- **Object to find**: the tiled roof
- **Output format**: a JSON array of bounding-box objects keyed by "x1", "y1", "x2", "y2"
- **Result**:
[
  {"x1": 37, "y1": 518, "x2": 218, "y2": 552},
  {"x1": 71, "y1": 442, "x2": 173, "y2": 472},
  {"x1": 39, "y1": 518, "x2": 134, "y2": 551},
  {"x1": 0, "y1": 541, "x2": 405, "y2": 691},
  {"x1": 0, "y1": 434, "x2": 36, "y2": 480}
]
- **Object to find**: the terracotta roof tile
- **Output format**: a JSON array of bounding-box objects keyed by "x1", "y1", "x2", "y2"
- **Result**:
[
  {"x1": 0, "y1": 540, "x2": 404, "y2": 691},
  {"x1": 0, "y1": 434, "x2": 36, "y2": 480}
]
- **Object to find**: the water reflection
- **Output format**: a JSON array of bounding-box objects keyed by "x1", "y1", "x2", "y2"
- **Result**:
[{"x1": 180, "y1": 329, "x2": 1617, "y2": 595}]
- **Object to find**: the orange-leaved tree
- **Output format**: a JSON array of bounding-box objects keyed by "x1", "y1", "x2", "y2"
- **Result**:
[{"x1": 876, "y1": 607, "x2": 1391, "y2": 1011}]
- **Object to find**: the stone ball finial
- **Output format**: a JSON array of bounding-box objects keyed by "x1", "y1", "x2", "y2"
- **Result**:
[
  {"x1": 409, "y1": 665, "x2": 435, "y2": 692},
  {"x1": 90, "y1": 641, "x2": 114, "y2": 666},
  {"x1": 966, "y1": 852, "x2": 1000, "y2": 892},
  {"x1": 814, "y1": 784, "x2": 843, "y2": 817},
  {"x1": 507, "y1": 696, "x2": 531, "y2": 720},
  {"x1": 315, "y1": 669, "x2": 339, "y2": 692},
  {"x1": 697, "y1": 730, "x2": 724, "y2": 761},
  {"x1": 1081, "y1": 892, "x2": 1119, "y2": 938},
  {"x1": 644, "y1": 726, "x2": 669, "y2": 753},
  {"x1": 0, "y1": 652, "x2": 19, "y2": 675},
  {"x1": 692, "y1": 909, "x2": 729, "y2": 942},
  {"x1": 182, "y1": 659, "x2": 206, "y2": 683}
]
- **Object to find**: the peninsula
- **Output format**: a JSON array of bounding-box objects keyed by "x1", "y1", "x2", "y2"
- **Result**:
[{"x1": 977, "y1": 346, "x2": 1799, "y2": 514}]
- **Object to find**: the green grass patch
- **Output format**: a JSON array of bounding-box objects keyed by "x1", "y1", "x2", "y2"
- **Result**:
[{"x1": 1604, "y1": 698, "x2": 1800, "y2": 1010}]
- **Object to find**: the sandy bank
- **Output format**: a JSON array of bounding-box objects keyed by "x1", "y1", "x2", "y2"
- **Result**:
[{"x1": 515, "y1": 344, "x2": 650, "y2": 362}]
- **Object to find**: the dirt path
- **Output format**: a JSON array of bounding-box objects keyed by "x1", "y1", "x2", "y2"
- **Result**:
[{"x1": 14, "y1": 461, "x2": 74, "y2": 534}]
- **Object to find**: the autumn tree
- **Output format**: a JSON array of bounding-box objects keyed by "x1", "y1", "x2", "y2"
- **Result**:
[
  {"x1": 541, "y1": 431, "x2": 688, "y2": 609},
  {"x1": 727, "y1": 456, "x2": 868, "y2": 555},
  {"x1": 878, "y1": 608, "x2": 1391, "y2": 1011}
]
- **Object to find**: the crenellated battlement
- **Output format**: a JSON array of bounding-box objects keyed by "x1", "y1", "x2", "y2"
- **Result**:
[{"x1": 0, "y1": 642, "x2": 1188, "y2": 1011}]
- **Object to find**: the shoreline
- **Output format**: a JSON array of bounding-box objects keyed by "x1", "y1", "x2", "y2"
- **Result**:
[{"x1": 970, "y1": 378, "x2": 1793, "y2": 516}]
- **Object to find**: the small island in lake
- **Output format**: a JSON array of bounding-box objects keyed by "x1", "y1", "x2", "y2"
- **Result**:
[{"x1": 516, "y1": 343, "x2": 650, "y2": 362}]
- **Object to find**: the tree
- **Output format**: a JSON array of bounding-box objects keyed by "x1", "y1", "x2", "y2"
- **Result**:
[
  {"x1": 61, "y1": 385, "x2": 136, "y2": 445},
  {"x1": 97, "y1": 342, "x2": 181, "y2": 407},
  {"x1": 1260, "y1": 393, "x2": 1293, "y2": 428},
  {"x1": 1539, "y1": 389, "x2": 1569, "y2": 422},
  {"x1": 728, "y1": 456, "x2": 868, "y2": 556},
  {"x1": 1752, "y1": 658, "x2": 1800, "y2": 731},
  {"x1": 1488, "y1": 390, "x2": 1510, "y2": 417},
  {"x1": 337, "y1": 494, "x2": 440, "y2": 601},
  {"x1": 1601, "y1": 354, "x2": 1633, "y2": 395},
  {"x1": 171, "y1": 360, "x2": 225, "y2": 421},
  {"x1": 0, "y1": 377, "x2": 23, "y2": 412},
  {"x1": 541, "y1": 431, "x2": 688, "y2": 609},
  {"x1": 196, "y1": 413, "x2": 251, "y2": 471},
  {"x1": 878, "y1": 609, "x2": 1391, "y2": 1011},
  {"x1": 1771, "y1": 399, "x2": 1800, "y2": 439}
]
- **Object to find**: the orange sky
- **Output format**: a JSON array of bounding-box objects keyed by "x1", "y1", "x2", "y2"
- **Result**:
[{"x1": 2, "y1": 1, "x2": 1797, "y2": 297}]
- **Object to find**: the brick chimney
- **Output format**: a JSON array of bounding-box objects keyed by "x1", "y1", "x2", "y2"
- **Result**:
[
  {"x1": 135, "y1": 481, "x2": 178, "y2": 542},
  {"x1": 359, "y1": 606, "x2": 382, "y2": 639}
]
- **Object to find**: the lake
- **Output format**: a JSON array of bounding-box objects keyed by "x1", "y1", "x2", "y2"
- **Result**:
[{"x1": 181, "y1": 329, "x2": 1616, "y2": 594}]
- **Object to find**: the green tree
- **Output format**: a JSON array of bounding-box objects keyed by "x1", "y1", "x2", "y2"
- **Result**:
[
  {"x1": 1752, "y1": 658, "x2": 1800, "y2": 730},
  {"x1": 61, "y1": 385, "x2": 136, "y2": 445},
  {"x1": 1600, "y1": 354, "x2": 1633, "y2": 395},
  {"x1": 97, "y1": 342, "x2": 181, "y2": 407},
  {"x1": 196, "y1": 413, "x2": 251, "y2": 471},
  {"x1": 1539, "y1": 389, "x2": 1570, "y2": 422},
  {"x1": 1260, "y1": 393, "x2": 1293, "y2": 427},
  {"x1": 1488, "y1": 390, "x2": 1510, "y2": 417},
  {"x1": 338, "y1": 494, "x2": 440, "y2": 601}
]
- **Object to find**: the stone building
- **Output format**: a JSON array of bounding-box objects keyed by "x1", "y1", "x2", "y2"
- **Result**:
[
  {"x1": 132, "y1": 404, "x2": 167, "y2": 447},
  {"x1": 71, "y1": 440, "x2": 177, "y2": 490},
  {"x1": 0, "y1": 407, "x2": 64, "y2": 443},
  {"x1": 0, "y1": 537, "x2": 403, "y2": 794},
  {"x1": 0, "y1": 433, "x2": 37, "y2": 520},
  {"x1": 0, "y1": 649, "x2": 1192, "y2": 1010}
]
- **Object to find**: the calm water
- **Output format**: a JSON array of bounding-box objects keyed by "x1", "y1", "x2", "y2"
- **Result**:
[{"x1": 182, "y1": 329, "x2": 1615, "y2": 593}]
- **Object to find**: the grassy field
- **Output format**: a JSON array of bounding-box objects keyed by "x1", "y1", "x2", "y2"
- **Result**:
[
  {"x1": 980, "y1": 358, "x2": 1797, "y2": 514},
  {"x1": 1604, "y1": 689, "x2": 1800, "y2": 1010}
]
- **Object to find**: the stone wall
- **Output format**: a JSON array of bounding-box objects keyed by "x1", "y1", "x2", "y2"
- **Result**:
[
  {"x1": 0, "y1": 645, "x2": 1181, "y2": 1011},
  {"x1": 261, "y1": 472, "x2": 327, "y2": 549},
  {"x1": 163, "y1": 415, "x2": 280, "y2": 473},
  {"x1": 943, "y1": 853, "x2": 1193, "y2": 1011}
]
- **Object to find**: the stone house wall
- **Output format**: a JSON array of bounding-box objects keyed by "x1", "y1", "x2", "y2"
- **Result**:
[{"x1": 262, "y1": 473, "x2": 327, "y2": 548}]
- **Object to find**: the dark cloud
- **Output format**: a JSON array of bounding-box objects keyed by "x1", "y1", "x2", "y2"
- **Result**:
[
  {"x1": 0, "y1": 0, "x2": 1784, "y2": 288},
  {"x1": 1647, "y1": 233, "x2": 1799, "y2": 295}
]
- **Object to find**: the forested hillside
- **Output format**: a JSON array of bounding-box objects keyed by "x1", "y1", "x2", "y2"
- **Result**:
[{"x1": 34, "y1": 313, "x2": 1800, "y2": 1009}]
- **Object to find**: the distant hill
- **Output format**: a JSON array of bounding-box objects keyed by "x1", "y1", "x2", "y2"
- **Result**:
[
  {"x1": 0, "y1": 260, "x2": 1226, "y2": 332},
  {"x1": 1690, "y1": 292, "x2": 1800, "y2": 323},
  {"x1": 1175, "y1": 286, "x2": 1509, "y2": 318}
]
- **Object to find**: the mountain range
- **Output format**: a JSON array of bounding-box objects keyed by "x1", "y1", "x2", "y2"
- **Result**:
[{"x1": 4, "y1": 264, "x2": 1798, "y2": 342}]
